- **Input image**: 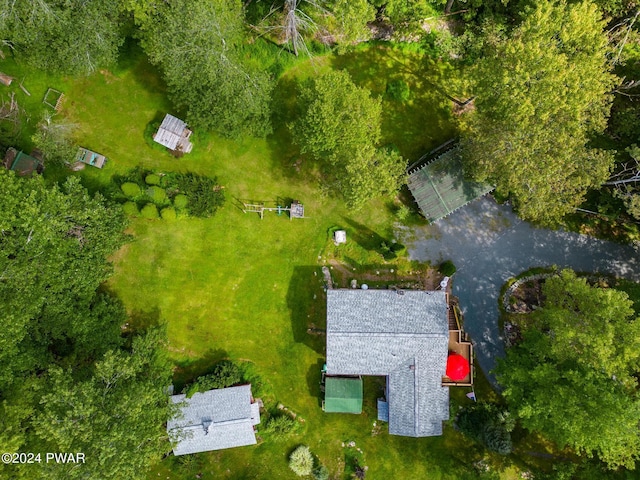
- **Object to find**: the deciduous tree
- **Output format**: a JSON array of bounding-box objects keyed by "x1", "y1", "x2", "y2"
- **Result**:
[
  {"x1": 139, "y1": 0, "x2": 273, "y2": 138},
  {"x1": 0, "y1": 171, "x2": 128, "y2": 388},
  {"x1": 293, "y1": 70, "x2": 406, "y2": 207},
  {"x1": 461, "y1": 0, "x2": 617, "y2": 225},
  {"x1": 30, "y1": 328, "x2": 173, "y2": 480},
  {"x1": 496, "y1": 270, "x2": 640, "y2": 469},
  {"x1": 0, "y1": 0, "x2": 125, "y2": 74},
  {"x1": 326, "y1": 0, "x2": 376, "y2": 46}
]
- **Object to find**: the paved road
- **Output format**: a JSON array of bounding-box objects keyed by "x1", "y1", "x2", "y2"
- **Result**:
[{"x1": 399, "y1": 196, "x2": 640, "y2": 385}]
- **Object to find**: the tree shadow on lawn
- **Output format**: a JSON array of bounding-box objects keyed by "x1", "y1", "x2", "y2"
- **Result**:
[
  {"x1": 115, "y1": 38, "x2": 172, "y2": 103},
  {"x1": 266, "y1": 74, "x2": 304, "y2": 180},
  {"x1": 171, "y1": 347, "x2": 229, "y2": 393},
  {"x1": 266, "y1": 73, "x2": 328, "y2": 186},
  {"x1": 307, "y1": 358, "x2": 325, "y2": 407},
  {"x1": 341, "y1": 217, "x2": 390, "y2": 252},
  {"x1": 331, "y1": 46, "x2": 459, "y2": 160},
  {"x1": 286, "y1": 266, "x2": 327, "y2": 355}
]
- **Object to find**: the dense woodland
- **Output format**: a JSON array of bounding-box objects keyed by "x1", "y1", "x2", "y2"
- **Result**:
[{"x1": 1, "y1": 0, "x2": 640, "y2": 479}]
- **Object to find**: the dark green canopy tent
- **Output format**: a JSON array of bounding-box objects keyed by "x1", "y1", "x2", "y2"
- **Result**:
[{"x1": 323, "y1": 376, "x2": 363, "y2": 414}]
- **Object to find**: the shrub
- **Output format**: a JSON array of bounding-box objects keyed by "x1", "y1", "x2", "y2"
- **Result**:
[
  {"x1": 289, "y1": 445, "x2": 314, "y2": 477},
  {"x1": 185, "y1": 361, "x2": 242, "y2": 397},
  {"x1": 395, "y1": 205, "x2": 411, "y2": 222},
  {"x1": 313, "y1": 465, "x2": 329, "y2": 480},
  {"x1": 145, "y1": 173, "x2": 161, "y2": 185},
  {"x1": 263, "y1": 414, "x2": 300, "y2": 441},
  {"x1": 121, "y1": 182, "x2": 141, "y2": 198},
  {"x1": 386, "y1": 79, "x2": 410, "y2": 102},
  {"x1": 146, "y1": 186, "x2": 167, "y2": 204},
  {"x1": 176, "y1": 172, "x2": 225, "y2": 217},
  {"x1": 173, "y1": 194, "x2": 189, "y2": 209},
  {"x1": 379, "y1": 241, "x2": 406, "y2": 260},
  {"x1": 122, "y1": 202, "x2": 139, "y2": 217},
  {"x1": 140, "y1": 203, "x2": 159, "y2": 219},
  {"x1": 161, "y1": 207, "x2": 177, "y2": 220},
  {"x1": 439, "y1": 260, "x2": 457, "y2": 276},
  {"x1": 456, "y1": 402, "x2": 514, "y2": 455}
]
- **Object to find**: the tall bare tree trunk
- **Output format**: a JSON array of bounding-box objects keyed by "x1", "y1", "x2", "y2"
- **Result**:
[{"x1": 445, "y1": 0, "x2": 455, "y2": 14}]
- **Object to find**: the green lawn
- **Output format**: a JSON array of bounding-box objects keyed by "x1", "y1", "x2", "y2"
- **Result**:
[{"x1": 1, "y1": 44, "x2": 517, "y2": 479}]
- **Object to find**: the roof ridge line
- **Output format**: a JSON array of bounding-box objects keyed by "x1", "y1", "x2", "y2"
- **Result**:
[{"x1": 327, "y1": 332, "x2": 447, "y2": 337}]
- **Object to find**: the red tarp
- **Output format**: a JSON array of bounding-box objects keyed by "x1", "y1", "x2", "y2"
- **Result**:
[{"x1": 446, "y1": 353, "x2": 470, "y2": 381}]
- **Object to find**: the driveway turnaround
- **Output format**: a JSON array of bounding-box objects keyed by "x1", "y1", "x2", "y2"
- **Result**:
[{"x1": 400, "y1": 196, "x2": 640, "y2": 385}]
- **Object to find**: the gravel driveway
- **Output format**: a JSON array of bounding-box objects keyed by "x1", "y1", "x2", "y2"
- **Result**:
[{"x1": 399, "y1": 196, "x2": 640, "y2": 385}]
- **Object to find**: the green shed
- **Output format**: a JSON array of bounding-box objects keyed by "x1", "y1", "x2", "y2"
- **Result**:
[
  {"x1": 323, "y1": 376, "x2": 363, "y2": 414},
  {"x1": 3, "y1": 148, "x2": 44, "y2": 177}
]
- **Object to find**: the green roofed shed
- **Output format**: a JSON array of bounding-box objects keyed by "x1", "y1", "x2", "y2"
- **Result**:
[
  {"x1": 407, "y1": 146, "x2": 493, "y2": 222},
  {"x1": 3, "y1": 148, "x2": 44, "y2": 177},
  {"x1": 323, "y1": 376, "x2": 363, "y2": 414}
]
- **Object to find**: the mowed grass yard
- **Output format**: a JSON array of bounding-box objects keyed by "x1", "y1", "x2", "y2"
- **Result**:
[{"x1": 2, "y1": 44, "x2": 513, "y2": 478}]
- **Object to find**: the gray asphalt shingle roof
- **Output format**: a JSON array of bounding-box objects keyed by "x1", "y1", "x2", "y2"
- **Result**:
[
  {"x1": 326, "y1": 290, "x2": 450, "y2": 437},
  {"x1": 167, "y1": 385, "x2": 260, "y2": 455}
]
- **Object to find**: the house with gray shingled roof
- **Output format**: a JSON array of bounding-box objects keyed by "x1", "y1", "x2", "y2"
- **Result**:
[
  {"x1": 167, "y1": 385, "x2": 260, "y2": 455},
  {"x1": 325, "y1": 289, "x2": 450, "y2": 437}
]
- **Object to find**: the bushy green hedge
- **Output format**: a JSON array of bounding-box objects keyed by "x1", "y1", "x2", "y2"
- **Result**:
[
  {"x1": 140, "y1": 203, "x2": 159, "y2": 219},
  {"x1": 313, "y1": 465, "x2": 329, "y2": 480},
  {"x1": 185, "y1": 360, "x2": 242, "y2": 398},
  {"x1": 439, "y1": 260, "x2": 457, "y2": 277},
  {"x1": 145, "y1": 173, "x2": 161, "y2": 185},
  {"x1": 121, "y1": 182, "x2": 141, "y2": 197},
  {"x1": 263, "y1": 414, "x2": 300, "y2": 441},
  {"x1": 122, "y1": 202, "x2": 139, "y2": 217},
  {"x1": 161, "y1": 207, "x2": 176, "y2": 220},
  {"x1": 176, "y1": 172, "x2": 225, "y2": 217},
  {"x1": 173, "y1": 194, "x2": 189, "y2": 209},
  {"x1": 146, "y1": 186, "x2": 167, "y2": 204},
  {"x1": 114, "y1": 168, "x2": 224, "y2": 218}
]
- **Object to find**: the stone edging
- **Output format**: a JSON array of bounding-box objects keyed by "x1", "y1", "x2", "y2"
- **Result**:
[{"x1": 501, "y1": 273, "x2": 556, "y2": 312}]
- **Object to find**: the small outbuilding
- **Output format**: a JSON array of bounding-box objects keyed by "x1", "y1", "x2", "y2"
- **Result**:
[
  {"x1": 3, "y1": 148, "x2": 44, "y2": 176},
  {"x1": 323, "y1": 376, "x2": 363, "y2": 414},
  {"x1": 334, "y1": 230, "x2": 347, "y2": 245},
  {"x1": 153, "y1": 114, "x2": 193, "y2": 154}
]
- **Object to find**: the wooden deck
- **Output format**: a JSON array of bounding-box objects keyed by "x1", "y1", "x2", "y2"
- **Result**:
[{"x1": 442, "y1": 295, "x2": 474, "y2": 387}]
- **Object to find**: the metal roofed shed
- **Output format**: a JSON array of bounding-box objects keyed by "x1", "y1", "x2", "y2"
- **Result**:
[
  {"x1": 407, "y1": 147, "x2": 493, "y2": 222},
  {"x1": 334, "y1": 230, "x2": 347, "y2": 245},
  {"x1": 323, "y1": 376, "x2": 363, "y2": 414},
  {"x1": 167, "y1": 385, "x2": 260, "y2": 455},
  {"x1": 154, "y1": 114, "x2": 193, "y2": 154}
]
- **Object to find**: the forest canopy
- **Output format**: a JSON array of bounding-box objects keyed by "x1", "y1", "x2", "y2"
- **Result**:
[{"x1": 462, "y1": 0, "x2": 617, "y2": 225}]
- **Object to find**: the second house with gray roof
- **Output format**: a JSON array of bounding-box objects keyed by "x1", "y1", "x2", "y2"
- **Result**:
[{"x1": 167, "y1": 384, "x2": 261, "y2": 455}]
